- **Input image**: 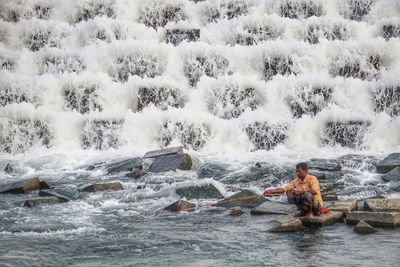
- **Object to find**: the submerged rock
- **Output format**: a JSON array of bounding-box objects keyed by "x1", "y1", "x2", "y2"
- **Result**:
[
  {"x1": 322, "y1": 193, "x2": 338, "y2": 201},
  {"x1": 376, "y1": 153, "x2": 400, "y2": 174},
  {"x1": 82, "y1": 182, "x2": 124, "y2": 192},
  {"x1": 328, "y1": 200, "x2": 357, "y2": 213},
  {"x1": 176, "y1": 183, "x2": 223, "y2": 200},
  {"x1": 23, "y1": 197, "x2": 59, "y2": 208},
  {"x1": 0, "y1": 177, "x2": 47, "y2": 194},
  {"x1": 143, "y1": 146, "x2": 183, "y2": 159},
  {"x1": 346, "y1": 211, "x2": 400, "y2": 227},
  {"x1": 213, "y1": 190, "x2": 266, "y2": 208},
  {"x1": 250, "y1": 201, "x2": 297, "y2": 215},
  {"x1": 148, "y1": 153, "x2": 192, "y2": 173},
  {"x1": 300, "y1": 211, "x2": 343, "y2": 227},
  {"x1": 354, "y1": 220, "x2": 377, "y2": 234},
  {"x1": 164, "y1": 200, "x2": 197, "y2": 212},
  {"x1": 381, "y1": 167, "x2": 400, "y2": 182},
  {"x1": 39, "y1": 190, "x2": 71, "y2": 203},
  {"x1": 229, "y1": 207, "x2": 243, "y2": 216},
  {"x1": 266, "y1": 216, "x2": 304, "y2": 233},
  {"x1": 197, "y1": 162, "x2": 229, "y2": 179},
  {"x1": 364, "y1": 199, "x2": 400, "y2": 212}
]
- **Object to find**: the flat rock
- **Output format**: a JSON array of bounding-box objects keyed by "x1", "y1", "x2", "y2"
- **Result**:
[
  {"x1": 229, "y1": 207, "x2": 243, "y2": 216},
  {"x1": 39, "y1": 190, "x2": 71, "y2": 203},
  {"x1": 322, "y1": 193, "x2": 338, "y2": 201},
  {"x1": 1, "y1": 177, "x2": 43, "y2": 194},
  {"x1": 381, "y1": 167, "x2": 400, "y2": 182},
  {"x1": 328, "y1": 200, "x2": 357, "y2": 213},
  {"x1": 106, "y1": 157, "x2": 143, "y2": 174},
  {"x1": 143, "y1": 146, "x2": 183, "y2": 159},
  {"x1": 307, "y1": 158, "x2": 342, "y2": 172},
  {"x1": 364, "y1": 198, "x2": 400, "y2": 212},
  {"x1": 164, "y1": 200, "x2": 197, "y2": 212},
  {"x1": 376, "y1": 153, "x2": 400, "y2": 173},
  {"x1": 300, "y1": 211, "x2": 343, "y2": 227},
  {"x1": 176, "y1": 183, "x2": 223, "y2": 200},
  {"x1": 250, "y1": 201, "x2": 298, "y2": 215},
  {"x1": 346, "y1": 211, "x2": 400, "y2": 227},
  {"x1": 148, "y1": 153, "x2": 192, "y2": 173},
  {"x1": 82, "y1": 182, "x2": 124, "y2": 192},
  {"x1": 213, "y1": 190, "x2": 266, "y2": 208},
  {"x1": 354, "y1": 220, "x2": 377, "y2": 234},
  {"x1": 23, "y1": 197, "x2": 60, "y2": 207},
  {"x1": 266, "y1": 216, "x2": 304, "y2": 233}
]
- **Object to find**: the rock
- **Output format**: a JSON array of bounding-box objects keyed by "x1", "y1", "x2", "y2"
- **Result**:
[
  {"x1": 213, "y1": 190, "x2": 266, "y2": 208},
  {"x1": 300, "y1": 212, "x2": 344, "y2": 227},
  {"x1": 125, "y1": 166, "x2": 146, "y2": 179},
  {"x1": 364, "y1": 199, "x2": 400, "y2": 212},
  {"x1": 322, "y1": 193, "x2": 338, "y2": 201},
  {"x1": 245, "y1": 122, "x2": 287, "y2": 151},
  {"x1": 376, "y1": 153, "x2": 400, "y2": 174},
  {"x1": 229, "y1": 207, "x2": 243, "y2": 216},
  {"x1": 328, "y1": 200, "x2": 357, "y2": 213},
  {"x1": 197, "y1": 163, "x2": 229, "y2": 179},
  {"x1": 166, "y1": 29, "x2": 200, "y2": 46},
  {"x1": 381, "y1": 166, "x2": 400, "y2": 182},
  {"x1": 0, "y1": 177, "x2": 44, "y2": 194},
  {"x1": 321, "y1": 182, "x2": 345, "y2": 193},
  {"x1": 321, "y1": 121, "x2": 371, "y2": 149},
  {"x1": 40, "y1": 181, "x2": 50, "y2": 190},
  {"x1": 82, "y1": 182, "x2": 124, "y2": 192},
  {"x1": 164, "y1": 200, "x2": 197, "y2": 212},
  {"x1": 148, "y1": 153, "x2": 192, "y2": 173},
  {"x1": 23, "y1": 197, "x2": 60, "y2": 208},
  {"x1": 176, "y1": 183, "x2": 223, "y2": 200},
  {"x1": 143, "y1": 146, "x2": 183, "y2": 159},
  {"x1": 106, "y1": 157, "x2": 143, "y2": 174},
  {"x1": 346, "y1": 211, "x2": 400, "y2": 227},
  {"x1": 39, "y1": 190, "x2": 71, "y2": 203},
  {"x1": 265, "y1": 216, "x2": 304, "y2": 233},
  {"x1": 307, "y1": 158, "x2": 342, "y2": 172},
  {"x1": 354, "y1": 220, "x2": 377, "y2": 234},
  {"x1": 250, "y1": 201, "x2": 298, "y2": 215},
  {"x1": 4, "y1": 163, "x2": 16, "y2": 174}
]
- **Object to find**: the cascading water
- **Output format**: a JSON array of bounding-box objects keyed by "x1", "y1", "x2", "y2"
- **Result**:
[{"x1": 1, "y1": 0, "x2": 400, "y2": 266}]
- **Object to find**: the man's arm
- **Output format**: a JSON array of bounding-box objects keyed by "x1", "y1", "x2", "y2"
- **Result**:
[{"x1": 262, "y1": 188, "x2": 285, "y2": 197}]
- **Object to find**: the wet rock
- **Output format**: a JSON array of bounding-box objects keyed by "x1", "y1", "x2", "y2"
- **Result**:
[
  {"x1": 0, "y1": 85, "x2": 31, "y2": 107},
  {"x1": 0, "y1": 177, "x2": 44, "y2": 194},
  {"x1": 4, "y1": 163, "x2": 16, "y2": 174},
  {"x1": 381, "y1": 167, "x2": 400, "y2": 182},
  {"x1": 137, "y1": 86, "x2": 185, "y2": 111},
  {"x1": 184, "y1": 55, "x2": 228, "y2": 86},
  {"x1": 266, "y1": 216, "x2": 304, "y2": 233},
  {"x1": 347, "y1": 0, "x2": 372, "y2": 21},
  {"x1": 328, "y1": 200, "x2": 357, "y2": 213},
  {"x1": 220, "y1": 0, "x2": 248, "y2": 20},
  {"x1": 321, "y1": 121, "x2": 371, "y2": 149},
  {"x1": 364, "y1": 199, "x2": 400, "y2": 212},
  {"x1": 354, "y1": 220, "x2": 377, "y2": 234},
  {"x1": 338, "y1": 154, "x2": 378, "y2": 171},
  {"x1": 126, "y1": 166, "x2": 146, "y2": 179},
  {"x1": 213, "y1": 190, "x2": 266, "y2": 208},
  {"x1": 300, "y1": 211, "x2": 343, "y2": 227},
  {"x1": 264, "y1": 56, "x2": 297, "y2": 81},
  {"x1": 288, "y1": 86, "x2": 333, "y2": 118},
  {"x1": 139, "y1": 3, "x2": 186, "y2": 29},
  {"x1": 40, "y1": 181, "x2": 50, "y2": 190},
  {"x1": 373, "y1": 86, "x2": 400, "y2": 117},
  {"x1": 0, "y1": 56, "x2": 16, "y2": 71},
  {"x1": 197, "y1": 163, "x2": 229, "y2": 179},
  {"x1": 330, "y1": 55, "x2": 381, "y2": 80},
  {"x1": 250, "y1": 201, "x2": 297, "y2": 215},
  {"x1": 279, "y1": 1, "x2": 323, "y2": 19},
  {"x1": 322, "y1": 193, "x2": 338, "y2": 201},
  {"x1": 236, "y1": 25, "x2": 281, "y2": 46},
  {"x1": 308, "y1": 158, "x2": 343, "y2": 172},
  {"x1": 245, "y1": 122, "x2": 287, "y2": 151},
  {"x1": 164, "y1": 200, "x2": 197, "y2": 212},
  {"x1": 346, "y1": 211, "x2": 400, "y2": 227},
  {"x1": 63, "y1": 83, "x2": 102, "y2": 114},
  {"x1": 81, "y1": 119, "x2": 123, "y2": 150},
  {"x1": 382, "y1": 25, "x2": 400, "y2": 40},
  {"x1": 304, "y1": 24, "x2": 350, "y2": 44},
  {"x1": 376, "y1": 153, "x2": 400, "y2": 174},
  {"x1": 82, "y1": 182, "x2": 124, "y2": 192},
  {"x1": 143, "y1": 146, "x2": 183, "y2": 159},
  {"x1": 166, "y1": 29, "x2": 200, "y2": 46},
  {"x1": 229, "y1": 207, "x2": 243, "y2": 216},
  {"x1": 74, "y1": 0, "x2": 115, "y2": 23},
  {"x1": 176, "y1": 183, "x2": 223, "y2": 200},
  {"x1": 321, "y1": 182, "x2": 345, "y2": 193},
  {"x1": 106, "y1": 157, "x2": 143, "y2": 174},
  {"x1": 40, "y1": 53, "x2": 86, "y2": 75},
  {"x1": 39, "y1": 190, "x2": 71, "y2": 203},
  {"x1": 23, "y1": 197, "x2": 60, "y2": 208},
  {"x1": 148, "y1": 153, "x2": 192, "y2": 173}
]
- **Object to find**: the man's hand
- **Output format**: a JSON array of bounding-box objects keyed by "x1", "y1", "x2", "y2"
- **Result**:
[
  {"x1": 262, "y1": 188, "x2": 285, "y2": 197},
  {"x1": 291, "y1": 189, "x2": 304, "y2": 196}
]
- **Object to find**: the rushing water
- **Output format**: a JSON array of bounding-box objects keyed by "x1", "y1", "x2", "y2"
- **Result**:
[{"x1": 1, "y1": 0, "x2": 400, "y2": 266}]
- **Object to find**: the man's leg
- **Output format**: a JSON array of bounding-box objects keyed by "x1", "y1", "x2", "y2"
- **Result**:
[{"x1": 301, "y1": 192, "x2": 314, "y2": 218}]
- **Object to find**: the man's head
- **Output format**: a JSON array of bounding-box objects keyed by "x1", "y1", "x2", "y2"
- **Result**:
[{"x1": 296, "y1": 162, "x2": 308, "y2": 180}]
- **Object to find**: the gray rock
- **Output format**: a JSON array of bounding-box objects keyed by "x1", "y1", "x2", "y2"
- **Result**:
[
  {"x1": 346, "y1": 211, "x2": 400, "y2": 227},
  {"x1": 4, "y1": 163, "x2": 16, "y2": 174},
  {"x1": 328, "y1": 200, "x2": 357, "y2": 213},
  {"x1": 354, "y1": 220, "x2": 377, "y2": 234},
  {"x1": 266, "y1": 216, "x2": 304, "y2": 233},
  {"x1": 364, "y1": 198, "x2": 400, "y2": 212},
  {"x1": 381, "y1": 167, "x2": 400, "y2": 182},
  {"x1": 307, "y1": 158, "x2": 342, "y2": 172},
  {"x1": 148, "y1": 153, "x2": 192, "y2": 173},
  {"x1": 39, "y1": 190, "x2": 71, "y2": 203},
  {"x1": 106, "y1": 157, "x2": 143, "y2": 174},
  {"x1": 229, "y1": 207, "x2": 243, "y2": 216},
  {"x1": 321, "y1": 181, "x2": 345, "y2": 193},
  {"x1": 250, "y1": 201, "x2": 298, "y2": 215},
  {"x1": 322, "y1": 193, "x2": 338, "y2": 201},
  {"x1": 143, "y1": 146, "x2": 183, "y2": 159},
  {"x1": 23, "y1": 197, "x2": 60, "y2": 207},
  {"x1": 164, "y1": 200, "x2": 197, "y2": 212},
  {"x1": 300, "y1": 211, "x2": 343, "y2": 227},
  {"x1": 176, "y1": 183, "x2": 223, "y2": 200},
  {"x1": 82, "y1": 182, "x2": 124, "y2": 192},
  {"x1": 197, "y1": 162, "x2": 229, "y2": 179},
  {"x1": 1, "y1": 177, "x2": 43, "y2": 194},
  {"x1": 376, "y1": 153, "x2": 400, "y2": 173},
  {"x1": 213, "y1": 190, "x2": 266, "y2": 208}
]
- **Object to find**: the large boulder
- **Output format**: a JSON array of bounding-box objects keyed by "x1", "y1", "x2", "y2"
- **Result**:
[
  {"x1": 327, "y1": 200, "x2": 357, "y2": 213},
  {"x1": 364, "y1": 199, "x2": 400, "y2": 212},
  {"x1": 346, "y1": 211, "x2": 400, "y2": 227},
  {"x1": 265, "y1": 216, "x2": 304, "y2": 233},
  {"x1": 354, "y1": 220, "x2": 377, "y2": 234},
  {"x1": 164, "y1": 200, "x2": 197, "y2": 212},
  {"x1": 143, "y1": 146, "x2": 183, "y2": 158},
  {"x1": 250, "y1": 201, "x2": 298, "y2": 215},
  {"x1": 300, "y1": 212, "x2": 344, "y2": 227},
  {"x1": 307, "y1": 158, "x2": 342, "y2": 172},
  {"x1": 322, "y1": 193, "x2": 338, "y2": 201},
  {"x1": 0, "y1": 177, "x2": 47, "y2": 194},
  {"x1": 82, "y1": 182, "x2": 124, "y2": 192},
  {"x1": 381, "y1": 167, "x2": 400, "y2": 182},
  {"x1": 376, "y1": 153, "x2": 400, "y2": 173},
  {"x1": 213, "y1": 190, "x2": 266, "y2": 208},
  {"x1": 148, "y1": 153, "x2": 192, "y2": 173},
  {"x1": 176, "y1": 184, "x2": 223, "y2": 200},
  {"x1": 23, "y1": 197, "x2": 60, "y2": 208},
  {"x1": 106, "y1": 157, "x2": 143, "y2": 174}
]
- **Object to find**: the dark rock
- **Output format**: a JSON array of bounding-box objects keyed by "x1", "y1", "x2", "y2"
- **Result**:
[
  {"x1": 307, "y1": 158, "x2": 342, "y2": 172},
  {"x1": 39, "y1": 181, "x2": 50, "y2": 190},
  {"x1": 266, "y1": 216, "x2": 304, "y2": 233},
  {"x1": 213, "y1": 190, "x2": 266, "y2": 208},
  {"x1": 321, "y1": 121, "x2": 371, "y2": 149},
  {"x1": 4, "y1": 163, "x2": 16, "y2": 174},
  {"x1": 300, "y1": 211, "x2": 343, "y2": 227},
  {"x1": 337, "y1": 154, "x2": 378, "y2": 171},
  {"x1": 382, "y1": 25, "x2": 400, "y2": 40},
  {"x1": 264, "y1": 56, "x2": 297, "y2": 81},
  {"x1": 330, "y1": 55, "x2": 381, "y2": 80},
  {"x1": 137, "y1": 86, "x2": 185, "y2": 111},
  {"x1": 250, "y1": 201, "x2": 297, "y2": 215},
  {"x1": 23, "y1": 30, "x2": 55, "y2": 52},
  {"x1": 144, "y1": 146, "x2": 183, "y2": 158},
  {"x1": 364, "y1": 199, "x2": 400, "y2": 212},
  {"x1": 106, "y1": 157, "x2": 143, "y2": 174},
  {"x1": 288, "y1": 86, "x2": 332, "y2": 118},
  {"x1": 40, "y1": 53, "x2": 86, "y2": 75},
  {"x1": 197, "y1": 163, "x2": 229, "y2": 179},
  {"x1": 81, "y1": 119, "x2": 123, "y2": 150},
  {"x1": 176, "y1": 183, "x2": 223, "y2": 200},
  {"x1": 381, "y1": 167, "x2": 400, "y2": 182},
  {"x1": 184, "y1": 55, "x2": 228, "y2": 86},
  {"x1": 377, "y1": 153, "x2": 400, "y2": 174},
  {"x1": 347, "y1": 0, "x2": 372, "y2": 21},
  {"x1": 322, "y1": 193, "x2": 338, "y2": 201},
  {"x1": 279, "y1": 1, "x2": 323, "y2": 19},
  {"x1": 0, "y1": 57, "x2": 16, "y2": 72},
  {"x1": 354, "y1": 220, "x2": 377, "y2": 234},
  {"x1": 1, "y1": 177, "x2": 42, "y2": 194},
  {"x1": 305, "y1": 24, "x2": 350, "y2": 44},
  {"x1": 166, "y1": 29, "x2": 200, "y2": 46},
  {"x1": 327, "y1": 200, "x2": 357, "y2": 213},
  {"x1": 139, "y1": 4, "x2": 186, "y2": 29},
  {"x1": 23, "y1": 197, "x2": 60, "y2": 208},
  {"x1": 229, "y1": 207, "x2": 243, "y2": 216},
  {"x1": 39, "y1": 190, "x2": 70, "y2": 203},
  {"x1": 82, "y1": 182, "x2": 124, "y2": 192},
  {"x1": 346, "y1": 211, "x2": 400, "y2": 227},
  {"x1": 164, "y1": 200, "x2": 197, "y2": 212},
  {"x1": 75, "y1": 1, "x2": 115, "y2": 23},
  {"x1": 236, "y1": 25, "x2": 280, "y2": 45},
  {"x1": 148, "y1": 153, "x2": 192, "y2": 173},
  {"x1": 245, "y1": 122, "x2": 287, "y2": 151},
  {"x1": 320, "y1": 182, "x2": 345, "y2": 193},
  {"x1": 126, "y1": 166, "x2": 146, "y2": 179},
  {"x1": 63, "y1": 83, "x2": 102, "y2": 114},
  {"x1": 373, "y1": 86, "x2": 400, "y2": 117},
  {"x1": 220, "y1": 0, "x2": 248, "y2": 20}
]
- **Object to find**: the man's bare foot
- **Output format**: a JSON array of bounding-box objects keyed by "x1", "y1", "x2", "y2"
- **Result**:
[
  {"x1": 294, "y1": 211, "x2": 306, "y2": 217},
  {"x1": 304, "y1": 212, "x2": 314, "y2": 219}
]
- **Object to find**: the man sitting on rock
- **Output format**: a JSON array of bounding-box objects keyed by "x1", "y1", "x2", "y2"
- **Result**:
[{"x1": 262, "y1": 162, "x2": 323, "y2": 218}]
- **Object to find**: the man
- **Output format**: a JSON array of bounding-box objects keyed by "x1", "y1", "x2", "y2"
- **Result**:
[{"x1": 262, "y1": 162, "x2": 323, "y2": 218}]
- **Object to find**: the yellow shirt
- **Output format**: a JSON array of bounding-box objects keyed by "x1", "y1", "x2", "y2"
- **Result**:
[{"x1": 283, "y1": 174, "x2": 323, "y2": 208}]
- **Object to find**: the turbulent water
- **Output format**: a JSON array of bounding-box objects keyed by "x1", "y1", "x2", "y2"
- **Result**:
[{"x1": 1, "y1": 0, "x2": 400, "y2": 266}]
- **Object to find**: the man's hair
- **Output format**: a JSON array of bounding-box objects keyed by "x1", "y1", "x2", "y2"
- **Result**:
[{"x1": 296, "y1": 162, "x2": 308, "y2": 171}]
